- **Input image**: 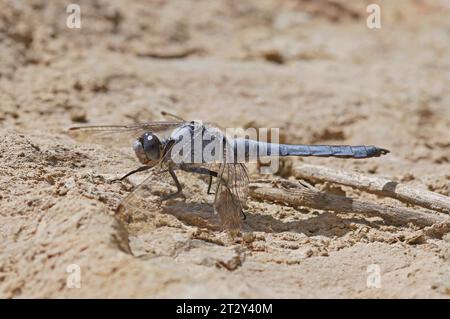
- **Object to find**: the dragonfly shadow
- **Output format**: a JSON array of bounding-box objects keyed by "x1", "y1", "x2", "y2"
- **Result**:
[
  {"x1": 160, "y1": 200, "x2": 222, "y2": 230},
  {"x1": 244, "y1": 210, "x2": 385, "y2": 238},
  {"x1": 159, "y1": 198, "x2": 386, "y2": 238}
]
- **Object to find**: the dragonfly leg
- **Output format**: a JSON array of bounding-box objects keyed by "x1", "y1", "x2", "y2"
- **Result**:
[
  {"x1": 207, "y1": 175, "x2": 215, "y2": 195},
  {"x1": 161, "y1": 168, "x2": 184, "y2": 201},
  {"x1": 178, "y1": 165, "x2": 248, "y2": 221},
  {"x1": 241, "y1": 209, "x2": 247, "y2": 220},
  {"x1": 112, "y1": 165, "x2": 153, "y2": 182},
  {"x1": 179, "y1": 165, "x2": 218, "y2": 195}
]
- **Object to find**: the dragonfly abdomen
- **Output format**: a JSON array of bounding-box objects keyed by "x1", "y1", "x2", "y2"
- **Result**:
[
  {"x1": 231, "y1": 139, "x2": 389, "y2": 161},
  {"x1": 279, "y1": 144, "x2": 389, "y2": 158}
]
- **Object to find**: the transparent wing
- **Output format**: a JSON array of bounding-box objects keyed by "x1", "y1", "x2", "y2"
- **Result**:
[
  {"x1": 213, "y1": 163, "x2": 249, "y2": 230},
  {"x1": 68, "y1": 121, "x2": 183, "y2": 147},
  {"x1": 115, "y1": 165, "x2": 176, "y2": 221},
  {"x1": 171, "y1": 125, "x2": 249, "y2": 230}
]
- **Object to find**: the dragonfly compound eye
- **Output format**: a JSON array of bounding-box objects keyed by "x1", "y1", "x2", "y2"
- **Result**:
[
  {"x1": 142, "y1": 132, "x2": 162, "y2": 161},
  {"x1": 133, "y1": 138, "x2": 149, "y2": 164}
]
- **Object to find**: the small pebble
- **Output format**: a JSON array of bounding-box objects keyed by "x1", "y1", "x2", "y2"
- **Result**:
[{"x1": 70, "y1": 109, "x2": 87, "y2": 123}]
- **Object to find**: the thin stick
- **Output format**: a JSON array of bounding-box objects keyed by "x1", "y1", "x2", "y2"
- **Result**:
[
  {"x1": 249, "y1": 181, "x2": 450, "y2": 227},
  {"x1": 136, "y1": 47, "x2": 200, "y2": 59},
  {"x1": 294, "y1": 164, "x2": 450, "y2": 214}
]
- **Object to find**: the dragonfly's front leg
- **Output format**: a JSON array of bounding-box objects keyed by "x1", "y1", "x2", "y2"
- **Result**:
[{"x1": 112, "y1": 165, "x2": 153, "y2": 182}]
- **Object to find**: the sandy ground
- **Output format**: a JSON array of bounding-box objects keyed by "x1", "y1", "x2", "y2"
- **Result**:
[{"x1": 1, "y1": 0, "x2": 450, "y2": 298}]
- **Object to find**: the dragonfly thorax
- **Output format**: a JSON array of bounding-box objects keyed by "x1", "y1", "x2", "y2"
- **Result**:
[{"x1": 133, "y1": 132, "x2": 163, "y2": 164}]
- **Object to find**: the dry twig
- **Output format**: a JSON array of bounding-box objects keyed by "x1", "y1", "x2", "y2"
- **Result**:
[
  {"x1": 249, "y1": 180, "x2": 450, "y2": 228},
  {"x1": 136, "y1": 47, "x2": 201, "y2": 59},
  {"x1": 294, "y1": 164, "x2": 450, "y2": 214}
]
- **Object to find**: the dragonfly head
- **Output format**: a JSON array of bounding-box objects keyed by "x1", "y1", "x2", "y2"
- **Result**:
[{"x1": 133, "y1": 132, "x2": 163, "y2": 164}]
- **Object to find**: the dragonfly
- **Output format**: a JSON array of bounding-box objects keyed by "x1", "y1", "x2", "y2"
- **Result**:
[{"x1": 69, "y1": 115, "x2": 389, "y2": 229}]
